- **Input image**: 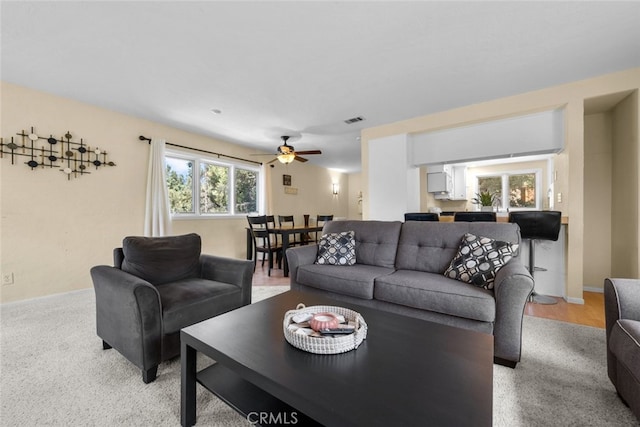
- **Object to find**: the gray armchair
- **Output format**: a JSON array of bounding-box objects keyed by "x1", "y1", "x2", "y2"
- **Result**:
[
  {"x1": 604, "y1": 278, "x2": 640, "y2": 421},
  {"x1": 90, "y1": 233, "x2": 253, "y2": 383}
]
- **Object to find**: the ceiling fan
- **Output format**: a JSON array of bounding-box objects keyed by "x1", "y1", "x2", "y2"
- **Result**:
[{"x1": 266, "y1": 136, "x2": 322, "y2": 165}]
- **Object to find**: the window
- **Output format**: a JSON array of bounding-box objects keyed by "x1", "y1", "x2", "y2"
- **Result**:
[
  {"x1": 166, "y1": 151, "x2": 260, "y2": 217},
  {"x1": 477, "y1": 170, "x2": 540, "y2": 211}
]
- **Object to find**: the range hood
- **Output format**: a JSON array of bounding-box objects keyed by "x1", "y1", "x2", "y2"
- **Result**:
[
  {"x1": 427, "y1": 171, "x2": 452, "y2": 198},
  {"x1": 426, "y1": 164, "x2": 467, "y2": 200}
]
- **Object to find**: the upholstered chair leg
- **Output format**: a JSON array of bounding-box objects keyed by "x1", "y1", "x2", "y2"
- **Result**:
[
  {"x1": 142, "y1": 366, "x2": 158, "y2": 384},
  {"x1": 102, "y1": 340, "x2": 112, "y2": 350}
]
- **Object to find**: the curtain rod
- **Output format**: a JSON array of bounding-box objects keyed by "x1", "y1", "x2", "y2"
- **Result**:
[{"x1": 138, "y1": 135, "x2": 262, "y2": 166}]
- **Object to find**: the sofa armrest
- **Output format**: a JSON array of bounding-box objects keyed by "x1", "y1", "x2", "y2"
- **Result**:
[
  {"x1": 200, "y1": 255, "x2": 254, "y2": 306},
  {"x1": 286, "y1": 244, "x2": 319, "y2": 285},
  {"x1": 90, "y1": 265, "x2": 162, "y2": 370},
  {"x1": 492, "y1": 259, "x2": 534, "y2": 363},
  {"x1": 605, "y1": 278, "x2": 640, "y2": 323}
]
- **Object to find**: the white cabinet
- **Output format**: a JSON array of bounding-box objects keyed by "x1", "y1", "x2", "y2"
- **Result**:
[
  {"x1": 450, "y1": 166, "x2": 467, "y2": 200},
  {"x1": 427, "y1": 164, "x2": 467, "y2": 200}
]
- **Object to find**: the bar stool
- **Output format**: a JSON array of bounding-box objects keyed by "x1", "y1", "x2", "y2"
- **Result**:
[
  {"x1": 404, "y1": 212, "x2": 439, "y2": 221},
  {"x1": 453, "y1": 212, "x2": 496, "y2": 222},
  {"x1": 509, "y1": 211, "x2": 562, "y2": 305}
]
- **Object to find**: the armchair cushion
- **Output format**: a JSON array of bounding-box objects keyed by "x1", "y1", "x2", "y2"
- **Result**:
[
  {"x1": 121, "y1": 233, "x2": 201, "y2": 285},
  {"x1": 157, "y1": 278, "x2": 244, "y2": 334}
]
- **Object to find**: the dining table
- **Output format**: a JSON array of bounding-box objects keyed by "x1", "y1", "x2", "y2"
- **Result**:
[{"x1": 246, "y1": 225, "x2": 323, "y2": 277}]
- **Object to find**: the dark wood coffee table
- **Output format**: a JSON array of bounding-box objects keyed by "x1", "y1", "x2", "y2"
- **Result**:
[{"x1": 181, "y1": 290, "x2": 493, "y2": 426}]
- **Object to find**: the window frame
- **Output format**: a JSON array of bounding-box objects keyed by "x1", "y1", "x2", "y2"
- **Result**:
[
  {"x1": 475, "y1": 168, "x2": 542, "y2": 211},
  {"x1": 165, "y1": 148, "x2": 262, "y2": 219}
]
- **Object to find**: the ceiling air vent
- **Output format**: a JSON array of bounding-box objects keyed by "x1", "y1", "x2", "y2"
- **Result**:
[{"x1": 344, "y1": 116, "x2": 365, "y2": 125}]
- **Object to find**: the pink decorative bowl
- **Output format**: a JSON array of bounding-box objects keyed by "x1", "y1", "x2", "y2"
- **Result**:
[{"x1": 309, "y1": 312, "x2": 340, "y2": 331}]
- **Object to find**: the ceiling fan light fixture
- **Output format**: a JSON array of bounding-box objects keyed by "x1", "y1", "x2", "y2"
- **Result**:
[{"x1": 277, "y1": 153, "x2": 295, "y2": 164}]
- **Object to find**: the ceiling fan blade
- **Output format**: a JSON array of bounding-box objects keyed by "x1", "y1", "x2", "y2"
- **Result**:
[
  {"x1": 295, "y1": 150, "x2": 322, "y2": 155},
  {"x1": 267, "y1": 157, "x2": 279, "y2": 164},
  {"x1": 294, "y1": 156, "x2": 308, "y2": 163}
]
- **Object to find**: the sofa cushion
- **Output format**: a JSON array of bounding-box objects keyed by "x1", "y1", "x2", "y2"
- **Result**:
[
  {"x1": 121, "y1": 233, "x2": 202, "y2": 285},
  {"x1": 323, "y1": 220, "x2": 402, "y2": 268},
  {"x1": 396, "y1": 221, "x2": 521, "y2": 273},
  {"x1": 297, "y1": 263, "x2": 395, "y2": 299},
  {"x1": 157, "y1": 278, "x2": 243, "y2": 334},
  {"x1": 444, "y1": 233, "x2": 518, "y2": 290},
  {"x1": 374, "y1": 270, "x2": 496, "y2": 323},
  {"x1": 609, "y1": 319, "x2": 640, "y2": 383},
  {"x1": 315, "y1": 231, "x2": 356, "y2": 265}
]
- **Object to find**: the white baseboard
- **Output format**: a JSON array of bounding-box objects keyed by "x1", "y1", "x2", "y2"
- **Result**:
[
  {"x1": 565, "y1": 296, "x2": 585, "y2": 305},
  {"x1": 561, "y1": 286, "x2": 602, "y2": 305}
]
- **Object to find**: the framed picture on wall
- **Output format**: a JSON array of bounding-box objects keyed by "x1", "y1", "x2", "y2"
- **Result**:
[{"x1": 283, "y1": 174, "x2": 291, "y2": 186}]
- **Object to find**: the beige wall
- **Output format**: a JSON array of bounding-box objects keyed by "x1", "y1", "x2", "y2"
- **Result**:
[
  {"x1": 584, "y1": 113, "x2": 613, "y2": 288},
  {"x1": 361, "y1": 68, "x2": 640, "y2": 302},
  {"x1": 611, "y1": 91, "x2": 640, "y2": 278},
  {"x1": 0, "y1": 81, "x2": 348, "y2": 303},
  {"x1": 265, "y1": 161, "x2": 348, "y2": 224},
  {"x1": 347, "y1": 173, "x2": 363, "y2": 220}
]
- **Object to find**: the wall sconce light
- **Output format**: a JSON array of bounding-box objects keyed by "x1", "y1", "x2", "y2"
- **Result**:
[{"x1": 332, "y1": 183, "x2": 339, "y2": 195}]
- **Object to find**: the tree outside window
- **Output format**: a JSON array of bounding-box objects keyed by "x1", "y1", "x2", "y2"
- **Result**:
[
  {"x1": 165, "y1": 153, "x2": 260, "y2": 216},
  {"x1": 235, "y1": 168, "x2": 258, "y2": 213},
  {"x1": 477, "y1": 176, "x2": 501, "y2": 199},
  {"x1": 166, "y1": 157, "x2": 193, "y2": 213},
  {"x1": 508, "y1": 174, "x2": 536, "y2": 208},
  {"x1": 477, "y1": 171, "x2": 539, "y2": 211},
  {"x1": 200, "y1": 163, "x2": 229, "y2": 213}
]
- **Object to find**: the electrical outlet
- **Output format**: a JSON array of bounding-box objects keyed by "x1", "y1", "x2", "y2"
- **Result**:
[{"x1": 2, "y1": 273, "x2": 14, "y2": 285}]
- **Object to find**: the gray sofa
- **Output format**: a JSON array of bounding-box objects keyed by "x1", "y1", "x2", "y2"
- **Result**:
[
  {"x1": 286, "y1": 220, "x2": 535, "y2": 367},
  {"x1": 604, "y1": 278, "x2": 640, "y2": 421}
]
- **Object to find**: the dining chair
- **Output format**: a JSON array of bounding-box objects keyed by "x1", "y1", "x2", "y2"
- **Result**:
[
  {"x1": 266, "y1": 215, "x2": 277, "y2": 246},
  {"x1": 315, "y1": 214, "x2": 334, "y2": 242},
  {"x1": 247, "y1": 215, "x2": 282, "y2": 276},
  {"x1": 278, "y1": 215, "x2": 302, "y2": 246}
]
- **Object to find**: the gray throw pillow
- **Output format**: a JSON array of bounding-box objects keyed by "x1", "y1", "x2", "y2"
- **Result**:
[
  {"x1": 315, "y1": 231, "x2": 356, "y2": 266},
  {"x1": 121, "y1": 233, "x2": 201, "y2": 285},
  {"x1": 444, "y1": 233, "x2": 517, "y2": 289}
]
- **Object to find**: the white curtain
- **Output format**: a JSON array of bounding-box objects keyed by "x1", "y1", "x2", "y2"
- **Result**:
[{"x1": 144, "y1": 138, "x2": 172, "y2": 237}]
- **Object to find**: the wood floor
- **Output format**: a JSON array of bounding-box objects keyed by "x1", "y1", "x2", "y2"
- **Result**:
[{"x1": 252, "y1": 265, "x2": 606, "y2": 329}]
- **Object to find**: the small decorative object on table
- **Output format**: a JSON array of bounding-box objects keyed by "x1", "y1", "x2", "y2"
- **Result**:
[{"x1": 283, "y1": 303, "x2": 367, "y2": 354}]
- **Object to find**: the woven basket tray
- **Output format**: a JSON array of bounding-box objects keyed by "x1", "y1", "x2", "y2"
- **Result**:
[{"x1": 283, "y1": 304, "x2": 368, "y2": 354}]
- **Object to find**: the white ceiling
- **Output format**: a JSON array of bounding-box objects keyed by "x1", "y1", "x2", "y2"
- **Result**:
[{"x1": 2, "y1": 1, "x2": 640, "y2": 173}]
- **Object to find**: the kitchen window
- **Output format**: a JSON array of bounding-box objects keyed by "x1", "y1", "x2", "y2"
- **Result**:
[
  {"x1": 165, "y1": 151, "x2": 260, "y2": 217},
  {"x1": 477, "y1": 170, "x2": 540, "y2": 211}
]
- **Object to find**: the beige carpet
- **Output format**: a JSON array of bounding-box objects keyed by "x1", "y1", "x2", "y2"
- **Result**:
[{"x1": 0, "y1": 286, "x2": 636, "y2": 426}]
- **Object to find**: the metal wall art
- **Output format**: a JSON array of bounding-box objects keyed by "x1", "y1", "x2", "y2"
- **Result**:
[{"x1": 0, "y1": 127, "x2": 116, "y2": 180}]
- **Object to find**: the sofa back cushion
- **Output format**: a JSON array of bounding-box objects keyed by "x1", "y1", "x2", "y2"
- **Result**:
[
  {"x1": 121, "y1": 233, "x2": 202, "y2": 285},
  {"x1": 323, "y1": 220, "x2": 402, "y2": 268},
  {"x1": 396, "y1": 222, "x2": 521, "y2": 273}
]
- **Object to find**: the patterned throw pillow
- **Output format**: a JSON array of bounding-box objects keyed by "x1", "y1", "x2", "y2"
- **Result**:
[
  {"x1": 444, "y1": 233, "x2": 518, "y2": 289},
  {"x1": 315, "y1": 231, "x2": 356, "y2": 266}
]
